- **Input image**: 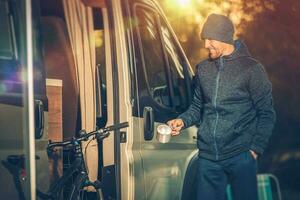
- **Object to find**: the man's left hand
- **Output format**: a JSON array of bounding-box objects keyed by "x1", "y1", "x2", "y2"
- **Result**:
[{"x1": 249, "y1": 150, "x2": 258, "y2": 160}]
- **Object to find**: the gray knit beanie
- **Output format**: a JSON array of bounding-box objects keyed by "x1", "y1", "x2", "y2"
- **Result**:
[{"x1": 201, "y1": 14, "x2": 234, "y2": 44}]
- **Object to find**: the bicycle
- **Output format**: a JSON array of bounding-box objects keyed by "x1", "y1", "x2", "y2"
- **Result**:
[{"x1": 2, "y1": 122, "x2": 129, "y2": 200}]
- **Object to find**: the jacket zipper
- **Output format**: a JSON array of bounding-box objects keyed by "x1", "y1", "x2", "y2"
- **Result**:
[{"x1": 213, "y1": 57, "x2": 223, "y2": 160}]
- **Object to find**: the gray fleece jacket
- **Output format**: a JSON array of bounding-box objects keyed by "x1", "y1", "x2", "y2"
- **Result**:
[{"x1": 179, "y1": 40, "x2": 276, "y2": 161}]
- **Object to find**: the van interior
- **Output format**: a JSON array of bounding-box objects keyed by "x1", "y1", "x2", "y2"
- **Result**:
[{"x1": 40, "y1": 0, "x2": 108, "y2": 183}]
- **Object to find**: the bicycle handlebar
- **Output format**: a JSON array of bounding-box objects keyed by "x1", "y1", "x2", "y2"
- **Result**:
[
  {"x1": 106, "y1": 122, "x2": 129, "y2": 131},
  {"x1": 47, "y1": 122, "x2": 129, "y2": 150}
]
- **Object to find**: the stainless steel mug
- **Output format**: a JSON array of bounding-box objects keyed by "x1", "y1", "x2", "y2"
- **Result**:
[{"x1": 156, "y1": 124, "x2": 172, "y2": 143}]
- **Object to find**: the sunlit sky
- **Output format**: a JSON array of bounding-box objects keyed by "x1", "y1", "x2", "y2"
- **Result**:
[
  {"x1": 159, "y1": 0, "x2": 277, "y2": 65},
  {"x1": 161, "y1": 0, "x2": 273, "y2": 34}
]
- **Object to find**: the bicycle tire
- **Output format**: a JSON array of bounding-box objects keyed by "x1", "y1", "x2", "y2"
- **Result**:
[
  {"x1": 67, "y1": 172, "x2": 85, "y2": 200},
  {"x1": 95, "y1": 188, "x2": 104, "y2": 200},
  {"x1": 67, "y1": 173, "x2": 104, "y2": 200},
  {"x1": 75, "y1": 190, "x2": 104, "y2": 200},
  {"x1": 69, "y1": 188, "x2": 104, "y2": 200}
]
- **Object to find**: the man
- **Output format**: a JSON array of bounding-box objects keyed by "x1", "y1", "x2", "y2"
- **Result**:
[{"x1": 167, "y1": 14, "x2": 276, "y2": 200}]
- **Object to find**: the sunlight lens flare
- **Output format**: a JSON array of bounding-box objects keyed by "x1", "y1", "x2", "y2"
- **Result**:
[
  {"x1": 166, "y1": 0, "x2": 193, "y2": 9},
  {"x1": 176, "y1": 0, "x2": 191, "y2": 7}
]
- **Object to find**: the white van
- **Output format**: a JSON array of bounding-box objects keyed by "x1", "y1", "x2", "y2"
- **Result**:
[{"x1": 0, "y1": 0, "x2": 198, "y2": 199}]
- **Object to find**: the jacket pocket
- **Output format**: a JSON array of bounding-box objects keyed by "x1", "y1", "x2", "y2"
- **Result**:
[{"x1": 198, "y1": 124, "x2": 212, "y2": 146}]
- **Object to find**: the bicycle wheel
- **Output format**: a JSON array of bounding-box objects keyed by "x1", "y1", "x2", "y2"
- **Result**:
[
  {"x1": 67, "y1": 172, "x2": 85, "y2": 200},
  {"x1": 69, "y1": 188, "x2": 103, "y2": 200},
  {"x1": 77, "y1": 189, "x2": 104, "y2": 200},
  {"x1": 95, "y1": 188, "x2": 104, "y2": 200},
  {"x1": 67, "y1": 173, "x2": 103, "y2": 200}
]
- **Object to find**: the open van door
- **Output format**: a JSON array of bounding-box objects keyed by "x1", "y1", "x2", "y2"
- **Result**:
[
  {"x1": 130, "y1": 4, "x2": 198, "y2": 199},
  {"x1": 115, "y1": 0, "x2": 199, "y2": 199},
  {"x1": 0, "y1": 0, "x2": 48, "y2": 198}
]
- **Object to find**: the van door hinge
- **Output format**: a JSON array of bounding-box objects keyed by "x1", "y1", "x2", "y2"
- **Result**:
[{"x1": 120, "y1": 131, "x2": 127, "y2": 143}]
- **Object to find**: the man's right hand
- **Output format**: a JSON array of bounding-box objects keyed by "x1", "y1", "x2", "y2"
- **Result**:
[{"x1": 167, "y1": 119, "x2": 184, "y2": 136}]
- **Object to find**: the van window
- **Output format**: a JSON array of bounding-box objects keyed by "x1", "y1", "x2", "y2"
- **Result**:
[
  {"x1": 0, "y1": 0, "x2": 47, "y2": 107},
  {"x1": 134, "y1": 6, "x2": 190, "y2": 122},
  {"x1": 160, "y1": 20, "x2": 189, "y2": 112},
  {"x1": 0, "y1": 0, "x2": 22, "y2": 98},
  {"x1": 0, "y1": 1, "x2": 15, "y2": 60},
  {"x1": 135, "y1": 8, "x2": 171, "y2": 107}
]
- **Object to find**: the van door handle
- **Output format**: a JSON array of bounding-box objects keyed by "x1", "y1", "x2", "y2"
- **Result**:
[
  {"x1": 35, "y1": 100, "x2": 44, "y2": 139},
  {"x1": 143, "y1": 106, "x2": 154, "y2": 141}
]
